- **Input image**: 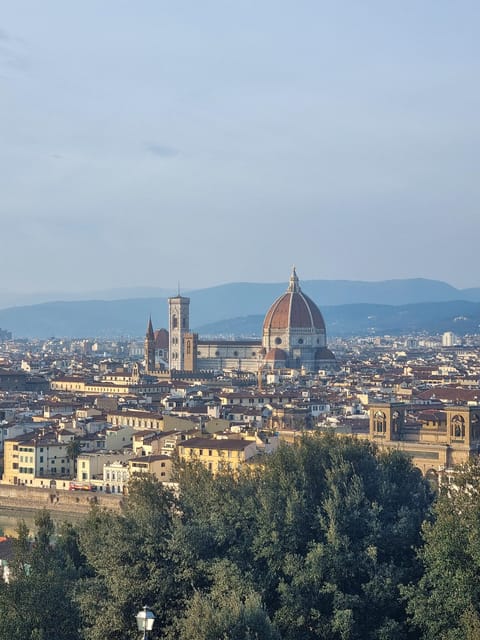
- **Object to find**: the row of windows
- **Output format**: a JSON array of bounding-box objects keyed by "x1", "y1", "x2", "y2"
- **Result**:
[
  {"x1": 181, "y1": 460, "x2": 235, "y2": 473},
  {"x1": 373, "y1": 411, "x2": 479, "y2": 440},
  {"x1": 105, "y1": 471, "x2": 129, "y2": 481},
  {"x1": 171, "y1": 315, "x2": 187, "y2": 329},
  {"x1": 211, "y1": 350, "x2": 257, "y2": 357},
  {"x1": 189, "y1": 449, "x2": 236, "y2": 458},
  {"x1": 38, "y1": 456, "x2": 66, "y2": 464},
  {"x1": 273, "y1": 337, "x2": 321, "y2": 345},
  {"x1": 113, "y1": 418, "x2": 161, "y2": 428},
  {"x1": 15, "y1": 446, "x2": 64, "y2": 454}
]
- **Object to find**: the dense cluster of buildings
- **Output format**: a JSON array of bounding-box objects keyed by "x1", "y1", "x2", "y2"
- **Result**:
[{"x1": 0, "y1": 273, "x2": 479, "y2": 495}]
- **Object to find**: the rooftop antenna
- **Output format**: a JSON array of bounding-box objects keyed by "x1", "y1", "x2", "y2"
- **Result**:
[{"x1": 177, "y1": 281, "x2": 180, "y2": 296}]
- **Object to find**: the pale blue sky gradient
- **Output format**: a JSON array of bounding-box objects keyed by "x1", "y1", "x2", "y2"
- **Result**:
[{"x1": 1, "y1": 1, "x2": 479, "y2": 293}]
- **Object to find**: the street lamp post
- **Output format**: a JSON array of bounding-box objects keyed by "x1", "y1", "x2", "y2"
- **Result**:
[{"x1": 136, "y1": 605, "x2": 155, "y2": 640}]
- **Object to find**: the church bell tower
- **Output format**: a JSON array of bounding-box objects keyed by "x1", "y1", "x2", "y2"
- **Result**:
[
  {"x1": 144, "y1": 316, "x2": 156, "y2": 374},
  {"x1": 168, "y1": 294, "x2": 190, "y2": 371}
]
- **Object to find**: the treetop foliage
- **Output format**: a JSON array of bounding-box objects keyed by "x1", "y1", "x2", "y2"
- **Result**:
[
  {"x1": 0, "y1": 433, "x2": 446, "y2": 639},
  {"x1": 404, "y1": 458, "x2": 480, "y2": 640}
]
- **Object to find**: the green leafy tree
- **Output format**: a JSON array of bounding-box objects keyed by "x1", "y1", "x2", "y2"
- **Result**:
[
  {"x1": 172, "y1": 459, "x2": 259, "y2": 576},
  {"x1": 67, "y1": 433, "x2": 432, "y2": 640},
  {"x1": 170, "y1": 560, "x2": 280, "y2": 640},
  {"x1": 67, "y1": 438, "x2": 83, "y2": 478},
  {"x1": 76, "y1": 476, "x2": 178, "y2": 640},
  {"x1": 405, "y1": 460, "x2": 480, "y2": 639},
  {"x1": 251, "y1": 435, "x2": 432, "y2": 639},
  {"x1": 172, "y1": 433, "x2": 431, "y2": 640},
  {"x1": 0, "y1": 510, "x2": 81, "y2": 640}
]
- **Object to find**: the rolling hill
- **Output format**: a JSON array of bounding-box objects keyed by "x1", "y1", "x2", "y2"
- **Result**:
[{"x1": 1, "y1": 278, "x2": 480, "y2": 338}]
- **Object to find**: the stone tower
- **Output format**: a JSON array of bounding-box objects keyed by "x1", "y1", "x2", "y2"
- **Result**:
[
  {"x1": 369, "y1": 402, "x2": 406, "y2": 441},
  {"x1": 183, "y1": 332, "x2": 198, "y2": 372},
  {"x1": 168, "y1": 294, "x2": 190, "y2": 371},
  {"x1": 144, "y1": 316, "x2": 156, "y2": 374}
]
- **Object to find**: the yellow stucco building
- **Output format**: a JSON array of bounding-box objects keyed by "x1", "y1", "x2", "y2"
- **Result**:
[{"x1": 177, "y1": 437, "x2": 258, "y2": 475}]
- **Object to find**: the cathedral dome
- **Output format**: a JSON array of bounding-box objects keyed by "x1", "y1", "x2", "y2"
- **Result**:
[{"x1": 263, "y1": 268, "x2": 326, "y2": 334}]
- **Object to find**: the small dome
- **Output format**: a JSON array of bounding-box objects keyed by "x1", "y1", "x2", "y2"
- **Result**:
[
  {"x1": 154, "y1": 329, "x2": 169, "y2": 349},
  {"x1": 263, "y1": 268, "x2": 326, "y2": 333},
  {"x1": 315, "y1": 347, "x2": 335, "y2": 361},
  {"x1": 265, "y1": 348, "x2": 288, "y2": 369},
  {"x1": 265, "y1": 347, "x2": 288, "y2": 362}
]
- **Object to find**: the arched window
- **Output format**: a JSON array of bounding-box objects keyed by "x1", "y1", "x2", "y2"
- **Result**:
[
  {"x1": 472, "y1": 414, "x2": 480, "y2": 441},
  {"x1": 172, "y1": 315, "x2": 178, "y2": 329},
  {"x1": 451, "y1": 415, "x2": 465, "y2": 438},
  {"x1": 374, "y1": 411, "x2": 386, "y2": 434},
  {"x1": 392, "y1": 410, "x2": 402, "y2": 433}
]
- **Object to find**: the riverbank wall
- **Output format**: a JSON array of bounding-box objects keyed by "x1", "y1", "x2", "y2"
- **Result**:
[{"x1": 0, "y1": 484, "x2": 123, "y2": 517}]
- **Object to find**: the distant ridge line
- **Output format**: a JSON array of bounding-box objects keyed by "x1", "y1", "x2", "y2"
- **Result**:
[{"x1": 1, "y1": 278, "x2": 480, "y2": 338}]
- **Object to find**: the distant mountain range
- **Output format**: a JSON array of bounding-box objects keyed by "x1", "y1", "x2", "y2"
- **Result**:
[
  {"x1": 1, "y1": 278, "x2": 480, "y2": 339},
  {"x1": 0, "y1": 287, "x2": 178, "y2": 310},
  {"x1": 196, "y1": 301, "x2": 480, "y2": 338}
]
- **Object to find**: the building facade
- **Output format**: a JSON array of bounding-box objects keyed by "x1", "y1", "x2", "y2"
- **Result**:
[
  {"x1": 177, "y1": 437, "x2": 258, "y2": 475},
  {"x1": 368, "y1": 401, "x2": 480, "y2": 480}
]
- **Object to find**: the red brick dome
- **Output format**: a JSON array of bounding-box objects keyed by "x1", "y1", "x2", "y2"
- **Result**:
[
  {"x1": 154, "y1": 328, "x2": 169, "y2": 349},
  {"x1": 263, "y1": 268, "x2": 326, "y2": 333},
  {"x1": 265, "y1": 347, "x2": 288, "y2": 362}
]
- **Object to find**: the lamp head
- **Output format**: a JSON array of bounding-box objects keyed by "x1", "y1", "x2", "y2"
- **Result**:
[{"x1": 136, "y1": 606, "x2": 155, "y2": 632}]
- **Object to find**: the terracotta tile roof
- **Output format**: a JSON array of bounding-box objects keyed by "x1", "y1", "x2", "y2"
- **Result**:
[{"x1": 263, "y1": 281, "x2": 326, "y2": 332}]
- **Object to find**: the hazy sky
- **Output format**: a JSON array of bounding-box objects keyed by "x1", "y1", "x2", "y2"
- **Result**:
[{"x1": 2, "y1": 1, "x2": 479, "y2": 294}]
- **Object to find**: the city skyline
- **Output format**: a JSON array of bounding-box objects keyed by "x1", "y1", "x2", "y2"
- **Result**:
[{"x1": 2, "y1": 2, "x2": 480, "y2": 292}]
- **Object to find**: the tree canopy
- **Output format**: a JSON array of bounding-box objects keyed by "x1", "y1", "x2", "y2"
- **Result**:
[
  {"x1": 0, "y1": 509, "x2": 81, "y2": 640},
  {"x1": 0, "y1": 434, "x2": 437, "y2": 639},
  {"x1": 405, "y1": 459, "x2": 480, "y2": 640}
]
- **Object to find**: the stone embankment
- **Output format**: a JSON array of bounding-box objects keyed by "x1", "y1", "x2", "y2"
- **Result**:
[{"x1": 0, "y1": 484, "x2": 123, "y2": 517}]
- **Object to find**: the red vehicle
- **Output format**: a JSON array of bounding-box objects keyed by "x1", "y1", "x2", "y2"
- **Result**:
[{"x1": 69, "y1": 481, "x2": 97, "y2": 492}]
